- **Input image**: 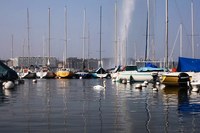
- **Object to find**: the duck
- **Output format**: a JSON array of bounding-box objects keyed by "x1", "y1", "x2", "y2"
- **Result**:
[{"x1": 93, "y1": 81, "x2": 106, "y2": 90}]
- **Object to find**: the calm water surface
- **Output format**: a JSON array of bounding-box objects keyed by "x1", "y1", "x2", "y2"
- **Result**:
[{"x1": 0, "y1": 79, "x2": 200, "y2": 133}]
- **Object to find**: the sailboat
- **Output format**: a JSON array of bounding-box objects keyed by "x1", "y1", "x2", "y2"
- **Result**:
[
  {"x1": 20, "y1": 8, "x2": 36, "y2": 79},
  {"x1": 110, "y1": 1, "x2": 121, "y2": 81},
  {"x1": 91, "y1": 6, "x2": 109, "y2": 78},
  {"x1": 36, "y1": 66, "x2": 56, "y2": 79},
  {"x1": 56, "y1": 6, "x2": 74, "y2": 79},
  {"x1": 36, "y1": 9, "x2": 56, "y2": 79},
  {"x1": 74, "y1": 9, "x2": 92, "y2": 79},
  {"x1": 160, "y1": 0, "x2": 196, "y2": 86}
]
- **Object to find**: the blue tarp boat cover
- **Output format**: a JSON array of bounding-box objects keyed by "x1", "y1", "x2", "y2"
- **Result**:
[
  {"x1": 145, "y1": 63, "x2": 158, "y2": 68},
  {"x1": 177, "y1": 57, "x2": 200, "y2": 72},
  {"x1": 0, "y1": 61, "x2": 18, "y2": 81}
]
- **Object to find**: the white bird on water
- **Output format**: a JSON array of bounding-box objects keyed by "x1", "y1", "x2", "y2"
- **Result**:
[{"x1": 93, "y1": 81, "x2": 106, "y2": 90}]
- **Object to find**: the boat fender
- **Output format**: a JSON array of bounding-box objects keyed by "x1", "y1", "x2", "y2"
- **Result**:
[
  {"x1": 32, "y1": 79, "x2": 37, "y2": 83},
  {"x1": 135, "y1": 84, "x2": 142, "y2": 89},
  {"x1": 152, "y1": 87, "x2": 158, "y2": 91},
  {"x1": 122, "y1": 79, "x2": 127, "y2": 84},
  {"x1": 3, "y1": 81, "x2": 14, "y2": 89}
]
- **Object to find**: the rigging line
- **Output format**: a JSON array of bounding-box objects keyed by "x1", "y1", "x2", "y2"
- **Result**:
[
  {"x1": 174, "y1": 0, "x2": 191, "y2": 47},
  {"x1": 169, "y1": 25, "x2": 180, "y2": 59}
]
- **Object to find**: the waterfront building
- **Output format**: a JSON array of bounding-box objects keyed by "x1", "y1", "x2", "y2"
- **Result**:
[{"x1": 11, "y1": 57, "x2": 57, "y2": 68}]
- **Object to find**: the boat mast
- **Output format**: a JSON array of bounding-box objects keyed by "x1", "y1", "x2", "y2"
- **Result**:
[
  {"x1": 180, "y1": 24, "x2": 182, "y2": 57},
  {"x1": 114, "y1": 1, "x2": 118, "y2": 66},
  {"x1": 145, "y1": 1, "x2": 148, "y2": 61},
  {"x1": 99, "y1": 6, "x2": 102, "y2": 68},
  {"x1": 43, "y1": 36, "x2": 45, "y2": 66},
  {"x1": 47, "y1": 8, "x2": 51, "y2": 66},
  {"x1": 11, "y1": 34, "x2": 14, "y2": 66},
  {"x1": 125, "y1": 25, "x2": 127, "y2": 65},
  {"x1": 87, "y1": 23, "x2": 90, "y2": 70},
  {"x1": 191, "y1": 0, "x2": 195, "y2": 58},
  {"x1": 82, "y1": 8, "x2": 86, "y2": 70},
  {"x1": 27, "y1": 8, "x2": 30, "y2": 67},
  {"x1": 165, "y1": 0, "x2": 169, "y2": 69},
  {"x1": 147, "y1": 0, "x2": 150, "y2": 60},
  {"x1": 11, "y1": 34, "x2": 14, "y2": 59},
  {"x1": 64, "y1": 6, "x2": 67, "y2": 68},
  {"x1": 22, "y1": 39, "x2": 25, "y2": 67}
]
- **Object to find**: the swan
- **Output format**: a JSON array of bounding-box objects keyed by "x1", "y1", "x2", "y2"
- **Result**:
[{"x1": 93, "y1": 81, "x2": 106, "y2": 90}]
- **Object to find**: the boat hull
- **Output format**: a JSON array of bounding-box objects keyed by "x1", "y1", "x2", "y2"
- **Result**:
[
  {"x1": 56, "y1": 70, "x2": 74, "y2": 78},
  {"x1": 36, "y1": 71, "x2": 56, "y2": 79},
  {"x1": 117, "y1": 71, "x2": 154, "y2": 82},
  {"x1": 91, "y1": 73, "x2": 109, "y2": 78},
  {"x1": 74, "y1": 72, "x2": 92, "y2": 79},
  {"x1": 161, "y1": 72, "x2": 194, "y2": 86},
  {"x1": 20, "y1": 72, "x2": 36, "y2": 79}
]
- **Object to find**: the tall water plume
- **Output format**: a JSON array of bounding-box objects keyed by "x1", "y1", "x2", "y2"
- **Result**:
[{"x1": 119, "y1": 0, "x2": 135, "y2": 66}]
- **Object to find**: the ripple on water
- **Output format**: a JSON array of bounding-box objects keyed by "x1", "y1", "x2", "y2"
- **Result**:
[{"x1": 0, "y1": 79, "x2": 200, "y2": 132}]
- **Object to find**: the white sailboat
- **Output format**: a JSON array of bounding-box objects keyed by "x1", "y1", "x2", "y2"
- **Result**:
[
  {"x1": 20, "y1": 8, "x2": 36, "y2": 79},
  {"x1": 111, "y1": 1, "x2": 120, "y2": 81},
  {"x1": 36, "y1": 8, "x2": 56, "y2": 79}
]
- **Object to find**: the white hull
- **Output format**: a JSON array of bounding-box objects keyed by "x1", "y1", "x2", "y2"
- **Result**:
[
  {"x1": 111, "y1": 72, "x2": 118, "y2": 79},
  {"x1": 116, "y1": 71, "x2": 154, "y2": 82},
  {"x1": 36, "y1": 71, "x2": 48, "y2": 79},
  {"x1": 19, "y1": 72, "x2": 36, "y2": 79},
  {"x1": 92, "y1": 73, "x2": 109, "y2": 78}
]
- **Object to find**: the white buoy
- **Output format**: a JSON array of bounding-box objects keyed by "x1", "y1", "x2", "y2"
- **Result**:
[
  {"x1": 135, "y1": 84, "x2": 142, "y2": 89},
  {"x1": 144, "y1": 81, "x2": 148, "y2": 84},
  {"x1": 3, "y1": 81, "x2": 15, "y2": 89},
  {"x1": 79, "y1": 76, "x2": 83, "y2": 79},
  {"x1": 192, "y1": 87, "x2": 199, "y2": 92},
  {"x1": 152, "y1": 87, "x2": 158, "y2": 91},
  {"x1": 142, "y1": 81, "x2": 148, "y2": 87},
  {"x1": 112, "y1": 78, "x2": 116, "y2": 82},
  {"x1": 141, "y1": 83, "x2": 146, "y2": 87},
  {"x1": 156, "y1": 82, "x2": 160, "y2": 85},
  {"x1": 2, "y1": 82, "x2": 6, "y2": 86},
  {"x1": 32, "y1": 79, "x2": 37, "y2": 83},
  {"x1": 122, "y1": 79, "x2": 127, "y2": 84},
  {"x1": 191, "y1": 82, "x2": 200, "y2": 92}
]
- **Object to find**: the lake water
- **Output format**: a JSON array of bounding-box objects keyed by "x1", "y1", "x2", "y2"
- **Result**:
[{"x1": 0, "y1": 79, "x2": 200, "y2": 133}]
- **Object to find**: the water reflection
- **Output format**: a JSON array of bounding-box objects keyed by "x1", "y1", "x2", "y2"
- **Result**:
[
  {"x1": 145, "y1": 91, "x2": 151, "y2": 133},
  {"x1": 0, "y1": 85, "x2": 19, "y2": 107},
  {"x1": 1, "y1": 79, "x2": 200, "y2": 132},
  {"x1": 0, "y1": 88, "x2": 10, "y2": 105},
  {"x1": 178, "y1": 89, "x2": 200, "y2": 114},
  {"x1": 162, "y1": 85, "x2": 200, "y2": 132},
  {"x1": 99, "y1": 91, "x2": 103, "y2": 133}
]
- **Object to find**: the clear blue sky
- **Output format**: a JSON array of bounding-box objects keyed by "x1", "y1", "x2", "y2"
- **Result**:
[{"x1": 0, "y1": 0, "x2": 199, "y2": 62}]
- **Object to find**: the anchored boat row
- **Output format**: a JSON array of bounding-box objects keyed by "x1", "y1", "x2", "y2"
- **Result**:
[
  {"x1": 17, "y1": 66, "x2": 110, "y2": 79},
  {"x1": 1, "y1": 57, "x2": 200, "y2": 93}
]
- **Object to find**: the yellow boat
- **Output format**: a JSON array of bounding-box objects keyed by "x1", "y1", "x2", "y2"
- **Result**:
[
  {"x1": 160, "y1": 72, "x2": 194, "y2": 86},
  {"x1": 56, "y1": 68, "x2": 74, "y2": 79}
]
